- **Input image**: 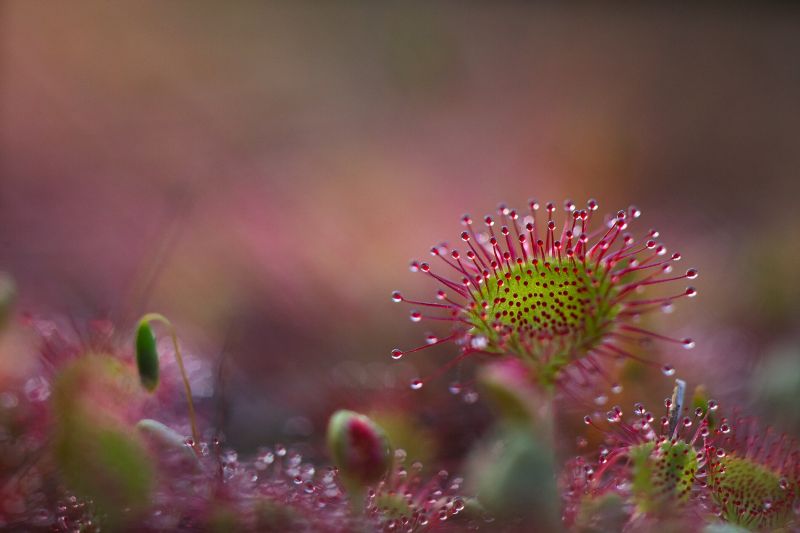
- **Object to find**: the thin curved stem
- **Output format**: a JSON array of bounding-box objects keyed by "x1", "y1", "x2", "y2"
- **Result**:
[{"x1": 140, "y1": 312, "x2": 200, "y2": 447}]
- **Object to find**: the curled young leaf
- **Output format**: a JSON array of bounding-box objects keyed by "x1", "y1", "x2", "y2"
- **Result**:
[{"x1": 327, "y1": 410, "x2": 391, "y2": 487}]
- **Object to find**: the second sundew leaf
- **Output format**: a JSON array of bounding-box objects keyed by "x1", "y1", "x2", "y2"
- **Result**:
[
  {"x1": 327, "y1": 410, "x2": 392, "y2": 487},
  {"x1": 707, "y1": 455, "x2": 797, "y2": 531},
  {"x1": 630, "y1": 440, "x2": 698, "y2": 515}
]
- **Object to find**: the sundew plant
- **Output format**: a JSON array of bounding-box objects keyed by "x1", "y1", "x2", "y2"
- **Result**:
[{"x1": 0, "y1": 197, "x2": 796, "y2": 533}]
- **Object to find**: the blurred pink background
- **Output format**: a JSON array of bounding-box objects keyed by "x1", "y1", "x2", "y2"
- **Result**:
[{"x1": 1, "y1": 2, "x2": 799, "y2": 452}]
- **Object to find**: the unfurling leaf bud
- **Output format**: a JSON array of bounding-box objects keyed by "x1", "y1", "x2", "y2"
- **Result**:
[
  {"x1": 327, "y1": 410, "x2": 391, "y2": 487},
  {"x1": 135, "y1": 320, "x2": 159, "y2": 391}
]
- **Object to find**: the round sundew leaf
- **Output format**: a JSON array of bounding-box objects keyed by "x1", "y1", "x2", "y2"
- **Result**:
[
  {"x1": 396, "y1": 200, "x2": 699, "y2": 399},
  {"x1": 464, "y1": 261, "x2": 621, "y2": 385},
  {"x1": 135, "y1": 320, "x2": 159, "y2": 392},
  {"x1": 707, "y1": 455, "x2": 796, "y2": 531},
  {"x1": 629, "y1": 440, "x2": 698, "y2": 515}
]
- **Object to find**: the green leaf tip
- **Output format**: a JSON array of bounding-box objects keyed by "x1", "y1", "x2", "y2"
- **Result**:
[{"x1": 135, "y1": 320, "x2": 159, "y2": 392}]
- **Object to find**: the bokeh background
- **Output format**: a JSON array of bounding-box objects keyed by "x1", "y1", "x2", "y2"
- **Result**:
[{"x1": 1, "y1": 2, "x2": 799, "y2": 464}]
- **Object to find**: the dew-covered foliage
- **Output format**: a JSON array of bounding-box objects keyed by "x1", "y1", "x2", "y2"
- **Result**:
[{"x1": 0, "y1": 198, "x2": 797, "y2": 532}]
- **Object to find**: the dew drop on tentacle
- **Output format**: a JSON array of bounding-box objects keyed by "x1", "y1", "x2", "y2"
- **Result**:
[
  {"x1": 463, "y1": 390, "x2": 479, "y2": 404},
  {"x1": 24, "y1": 377, "x2": 50, "y2": 402},
  {"x1": 410, "y1": 379, "x2": 423, "y2": 390},
  {"x1": 470, "y1": 336, "x2": 488, "y2": 350},
  {"x1": 391, "y1": 349, "x2": 404, "y2": 360},
  {"x1": 594, "y1": 394, "x2": 608, "y2": 406},
  {"x1": 662, "y1": 365, "x2": 676, "y2": 376}
]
